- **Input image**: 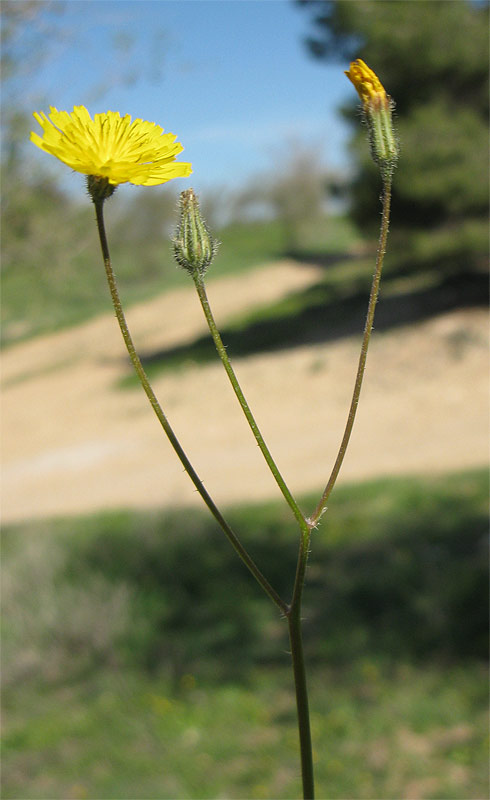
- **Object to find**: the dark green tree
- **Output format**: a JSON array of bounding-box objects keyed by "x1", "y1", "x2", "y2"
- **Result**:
[{"x1": 299, "y1": 0, "x2": 489, "y2": 277}]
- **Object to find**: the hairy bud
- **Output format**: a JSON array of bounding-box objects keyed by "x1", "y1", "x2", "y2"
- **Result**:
[{"x1": 173, "y1": 189, "x2": 218, "y2": 277}]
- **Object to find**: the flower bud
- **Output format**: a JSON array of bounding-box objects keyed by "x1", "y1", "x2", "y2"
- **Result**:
[
  {"x1": 345, "y1": 59, "x2": 398, "y2": 178},
  {"x1": 173, "y1": 189, "x2": 218, "y2": 277}
]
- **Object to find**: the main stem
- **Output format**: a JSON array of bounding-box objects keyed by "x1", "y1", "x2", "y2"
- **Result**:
[
  {"x1": 285, "y1": 176, "x2": 392, "y2": 797},
  {"x1": 288, "y1": 521, "x2": 314, "y2": 798},
  {"x1": 192, "y1": 272, "x2": 314, "y2": 795},
  {"x1": 309, "y1": 177, "x2": 392, "y2": 527},
  {"x1": 93, "y1": 197, "x2": 287, "y2": 616}
]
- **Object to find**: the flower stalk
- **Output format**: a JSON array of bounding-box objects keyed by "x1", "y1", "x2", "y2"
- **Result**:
[
  {"x1": 310, "y1": 59, "x2": 397, "y2": 527},
  {"x1": 309, "y1": 174, "x2": 392, "y2": 527},
  {"x1": 173, "y1": 189, "x2": 309, "y2": 529},
  {"x1": 192, "y1": 273, "x2": 309, "y2": 533},
  {"x1": 92, "y1": 193, "x2": 287, "y2": 616}
]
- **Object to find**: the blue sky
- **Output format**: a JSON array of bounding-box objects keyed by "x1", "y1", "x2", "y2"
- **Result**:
[{"x1": 22, "y1": 0, "x2": 353, "y2": 194}]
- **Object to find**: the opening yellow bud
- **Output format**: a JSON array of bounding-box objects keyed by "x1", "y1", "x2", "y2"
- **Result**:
[
  {"x1": 345, "y1": 59, "x2": 398, "y2": 177},
  {"x1": 344, "y1": 59, "x2": 388, "y2": 111}
]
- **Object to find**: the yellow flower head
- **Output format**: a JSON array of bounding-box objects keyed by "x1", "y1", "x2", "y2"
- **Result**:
[
  {"x1": 344, "y1": 59, "x2": 388, "y2": 111},
  {"x1": 30, "y1": 105, "x2": 192, "y2": 187},
  {"x1": 345, "y1": 59, "x2": 398, "y2": 177}
]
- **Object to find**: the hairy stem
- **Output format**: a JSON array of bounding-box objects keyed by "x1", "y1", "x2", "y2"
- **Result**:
[
  {"x1": 192, "y1": 273, "x2": 309, "y2": 535},
  {"x1": 93, "y1": 197, "x2": 287, "y2": 615},
  {"x1": 309, "y1": 177, "x2": 392, "y2": 527}
]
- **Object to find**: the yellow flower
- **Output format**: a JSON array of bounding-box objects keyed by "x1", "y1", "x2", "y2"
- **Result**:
[
  {"x1": 344, "y1": 59, "x2": 388, "y2": 111},
  {"x1": 30, "y1": 105, "x2": 192, "y2": 187}
]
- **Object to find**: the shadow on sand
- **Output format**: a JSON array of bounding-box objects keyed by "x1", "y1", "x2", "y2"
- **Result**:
[{"x1": 127, "y1": 256, "x2": 487, "y2": 379}]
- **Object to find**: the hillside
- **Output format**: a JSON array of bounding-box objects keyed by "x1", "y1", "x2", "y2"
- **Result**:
[{"x1": 2, "y1": 259, "x2": 488, "y2": 524}]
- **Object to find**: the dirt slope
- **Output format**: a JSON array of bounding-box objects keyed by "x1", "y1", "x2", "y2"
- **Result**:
[{"x1": 2, "y1": 261, "x2": 488, "y2": 524}]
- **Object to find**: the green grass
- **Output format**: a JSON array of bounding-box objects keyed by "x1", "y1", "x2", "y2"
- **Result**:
[
  {"x1": 2, "y1": 470, "x2": 488, "y2": 799},
  {"x1": 3, "y1": 663, "x2": 488, "y2": 799}
]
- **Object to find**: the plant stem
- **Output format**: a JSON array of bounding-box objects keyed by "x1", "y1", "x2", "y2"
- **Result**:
[
  {"x1": 309, "y1": 176, "x2": 392, "y2": 527},
  {"x1": 284, "y1": 175, "x2": 393, "y2": 796},
  {"x1": 288, "y1": 614, "x2": 314, "y2": 799},
  {"x1": 192, "y1": 273, "x2": 315, "y2": 796},
  {"x1": 93, "y1": 197, "x2": 287, "y2": 615},
  {"x1": 192, "y1": 273, "x2": 309, "y2": 535},
  {"x1": 287, "y1": 522, "x2": 315, "y2": 798}
]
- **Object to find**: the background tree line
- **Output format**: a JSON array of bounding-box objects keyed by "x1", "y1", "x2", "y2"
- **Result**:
[{"x1": 299, "y1": 0, "x2": 489, "y2": 278}]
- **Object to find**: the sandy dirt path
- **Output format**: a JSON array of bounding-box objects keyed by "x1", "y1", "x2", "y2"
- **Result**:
[{"x1": 2, "y1": 261, "x2": 488, "y2": 525}]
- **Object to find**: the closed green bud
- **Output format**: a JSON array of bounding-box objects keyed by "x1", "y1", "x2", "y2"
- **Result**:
[{"x1": 173, "y1": 189, "x2": 218, "y2": 277}]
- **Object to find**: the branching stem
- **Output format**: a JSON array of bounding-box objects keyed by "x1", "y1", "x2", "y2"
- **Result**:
[
  {"x1": 192, "y1": 273, "x2": 315, "y2": 797},
  {"x1": 93, "y1": 169, "x2": 392, "y2": 800},
  {"x1": 93, "y1": 197, "x2": 287, "y2": 616}
]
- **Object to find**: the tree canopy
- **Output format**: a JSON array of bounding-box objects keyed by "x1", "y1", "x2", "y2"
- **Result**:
[{"x1": 299, "y1": 0, "x2": 489, "y2": 276}]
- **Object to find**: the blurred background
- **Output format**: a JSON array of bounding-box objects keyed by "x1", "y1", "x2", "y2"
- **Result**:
[{"x1": 1, "y1": 1, "x2": 488, "y2": 798}]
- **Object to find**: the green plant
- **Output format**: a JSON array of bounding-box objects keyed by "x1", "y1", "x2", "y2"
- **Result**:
[{"x1": 29, "y1": 60, "x2": 397, "y2": 799}]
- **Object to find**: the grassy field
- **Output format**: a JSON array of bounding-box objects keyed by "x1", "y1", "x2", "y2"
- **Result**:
[{"x1": 2, "y1": 470, "x2": 488, "y2": 799}]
